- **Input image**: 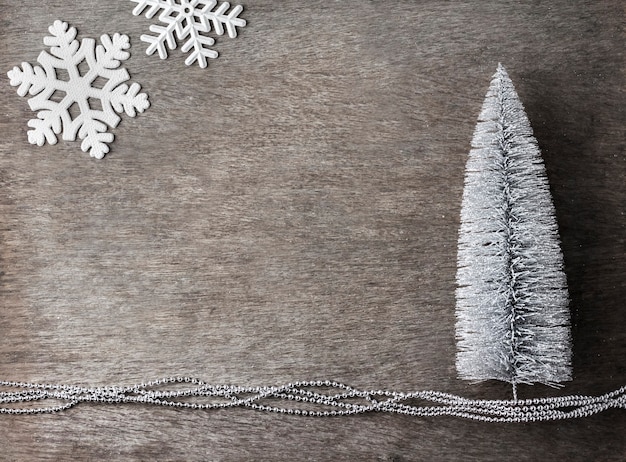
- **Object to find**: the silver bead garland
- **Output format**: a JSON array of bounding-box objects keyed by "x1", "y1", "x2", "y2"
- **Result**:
[{"x1": 1, "y1": 377, "x2": 624, "y2": 422}]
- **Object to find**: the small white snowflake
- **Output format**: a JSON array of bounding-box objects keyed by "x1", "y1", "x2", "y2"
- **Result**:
[
  {"x1": 7, "y1": 20, "x2": 150, "y2": 159},
  {"x1": 131, "y1": 0, "x2": 247, "y2": 68}
]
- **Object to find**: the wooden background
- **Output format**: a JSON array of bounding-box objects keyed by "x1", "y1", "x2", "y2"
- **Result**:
[{"x1": 0, "y1": 1, "x2": 624, "y2": 460}]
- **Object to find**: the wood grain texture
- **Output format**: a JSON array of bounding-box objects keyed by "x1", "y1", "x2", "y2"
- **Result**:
[{"x1": 0, "y1": 0, "x2": 624, "y2": 460}]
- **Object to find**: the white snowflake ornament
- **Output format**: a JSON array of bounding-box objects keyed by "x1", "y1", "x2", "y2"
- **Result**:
[
  {"x1": 7, "y1": 20, "x2": 150, "y2": 159},
  {"x1": 131, "y1": 0, "x2": 247, "y2": 68}
]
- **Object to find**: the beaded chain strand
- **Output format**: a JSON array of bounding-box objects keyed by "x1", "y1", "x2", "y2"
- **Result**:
[{"x1": 1, "y1": 377, "x2": 624, "y2": 422}]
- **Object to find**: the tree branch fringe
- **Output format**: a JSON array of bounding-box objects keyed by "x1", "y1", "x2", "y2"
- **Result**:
[
  {"x1": 455, "y1": 64, "x2": 572, "y2": 387},
  {"x1": 1, "y1": 377, "x2": 624, "y2": 422}
]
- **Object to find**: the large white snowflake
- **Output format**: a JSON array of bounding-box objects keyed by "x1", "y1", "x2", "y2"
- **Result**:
[
  {"x1": 7, "y1": 20, "x2": 150, "y2": 159},
  {"x1": 131, "y1": 0, "x2": 247, "y2": 68}
]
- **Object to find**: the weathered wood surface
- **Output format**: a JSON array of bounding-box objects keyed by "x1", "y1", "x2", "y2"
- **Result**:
[{"x1": 0, "y1": 1, "x2": 624, "y2": 460}]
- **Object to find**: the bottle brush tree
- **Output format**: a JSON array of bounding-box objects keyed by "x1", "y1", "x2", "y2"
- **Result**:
[{"x1": 455, "y1": 64, "x2": 572, "y2": 397}]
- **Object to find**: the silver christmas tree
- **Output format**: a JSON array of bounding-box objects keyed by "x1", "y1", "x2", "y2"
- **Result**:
[{"x1": 455, "y1": 64, "x2": 572, "y2": 394}]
